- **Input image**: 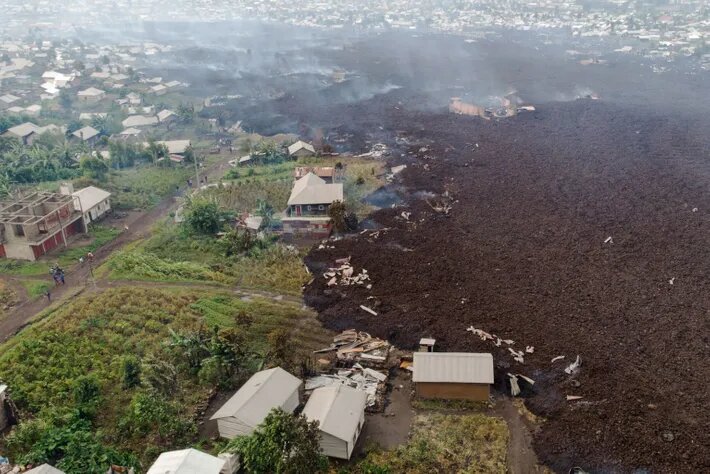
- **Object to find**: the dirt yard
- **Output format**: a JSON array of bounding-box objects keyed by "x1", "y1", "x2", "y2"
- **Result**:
[{"x1": 303, "y1": 100, "x2": 710, "y2": 473}]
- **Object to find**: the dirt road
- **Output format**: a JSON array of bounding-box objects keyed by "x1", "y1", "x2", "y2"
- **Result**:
[{"x1": 0, "y1": 155, "x2": 235, "y2": 342}]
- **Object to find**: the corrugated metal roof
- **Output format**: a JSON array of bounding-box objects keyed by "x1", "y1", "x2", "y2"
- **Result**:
[
  {"x1": 73, "y1": 186, "x2": 111, "y2": 212},
  {"x1": 413, "y1": 352, "x2": 494, "y2": 384},
  {"x1": 288, "y1": 140, "x2": 315, "y2": 155},
  {"x1": 146, "y1": 448, "x2": 225, "y2": 474},
  {"x1": 302, "y1": 384, "x2": 367, "y2": 442},
  {"x1": 210, "y1": 367, "x2": 301, "y2": 426},
  {"x1": 72, "y1": 126, "x2": 100, "y2": 141},
  {"x1": 288, "y1": 173, "x2": 343, "y2": 206},
  {"x1": 122, "y1": 115, "x2": 158, "y2": 127},
  {"x1": 6, "y1": 122, "x2": 39, "y2": 137},
  {"x1": 78, "y1": 87, "x2": 105, "y2": 96}
]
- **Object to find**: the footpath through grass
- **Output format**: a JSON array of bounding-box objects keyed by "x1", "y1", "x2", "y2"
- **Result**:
[
  {"x1": 0, "y1": 286, "x2": 332, "y2": 472},
  {"x1": 355, "y1": 413, "x2": 509, "y2": 474}
]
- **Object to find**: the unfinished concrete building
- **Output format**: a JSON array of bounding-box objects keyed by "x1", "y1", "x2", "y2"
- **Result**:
[{"x1": 0, "y1": 192, "x2": 85, "y2": 261}]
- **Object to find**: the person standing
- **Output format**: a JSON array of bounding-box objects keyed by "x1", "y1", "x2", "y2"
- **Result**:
[{"x1": 45, "y1": 290, "x2": 51, "y2": 302}]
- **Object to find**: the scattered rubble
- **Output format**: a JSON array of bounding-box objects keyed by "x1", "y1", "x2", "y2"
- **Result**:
[
  {"x1": 565, "y1": 355, "x2": 582, "y2": 375},
  {"x1": 314, "y1": 329, "x2": 391, "y2": 368},
  {"x1": 508, "y1": 373, "x2": 535, "y2": 396},
  {"x1": 309, "y1": 330, "x2": 392, "y2": 412},
  {"x1": 323, "y1": 260, "x2": 371, "y2": 287},
  {"x1": 305, "y1": 363, "x2": 388, "y2": 412},
  {"x1": 467, "y1": 326, "x2": 529, "y2": 363}
]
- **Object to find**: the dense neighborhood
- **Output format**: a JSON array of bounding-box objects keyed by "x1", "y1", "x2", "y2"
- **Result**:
[{"x1": 0, "y1": 0, "x2": 707, "y2": 473}]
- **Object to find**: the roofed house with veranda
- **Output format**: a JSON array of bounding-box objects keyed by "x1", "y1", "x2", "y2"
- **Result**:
[{"x1": 282, "y1": 172, "x2": 343, "y2": 237}]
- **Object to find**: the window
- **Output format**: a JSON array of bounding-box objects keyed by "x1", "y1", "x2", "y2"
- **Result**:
[{"x1": 14, "y1": 225, "x2": 24, "y2": 237}]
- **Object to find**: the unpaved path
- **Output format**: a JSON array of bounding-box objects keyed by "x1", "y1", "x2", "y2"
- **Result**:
[
  {"x1": 493, "y1": 398, "x2": 544, "y2": 474},
  {"x1": 0, "y1": 156, "x2": 235, "y2": 342}
]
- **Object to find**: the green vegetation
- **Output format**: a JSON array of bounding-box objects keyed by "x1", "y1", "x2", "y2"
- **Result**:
[
  {"x1": 354, "y1": 413, "x2": 509, "y2": 474},
  {"x1": 0, "y1": 286, "x2": 332, "y2": 471},
  {"x1": 20, "y1": 280, "x2": 50, "y2": 299},
  {"x1": 343, "y1": 161, "x2": 386, "y2": 216},
  {"x1": 104, "y1": 166, "x2": 190, "y2": 210},
  {"x1": 225, "y1": 408, "x2": 328, "y2": 474},
  {"x1": 106, "y1": 234, "x2": 307, "y2": 294},
  {"x1": 0, "y1": 131, "x2": 83, "y2": 184},
  {"x1": 202, "y1": 180, "x2": 292, "y2": 216},
  {"x1": 184, "y1": 199, "x2": 228, "y2": 235},
  {"x1": 0, "y1": 281, "x2": 19, "y2": 316},
  {"x1": 0, "y1": 225, "x2": 119, "y2": 277}
]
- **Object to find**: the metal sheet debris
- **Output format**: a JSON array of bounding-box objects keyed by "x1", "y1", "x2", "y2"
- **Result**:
[
  {"x1": 323, "y1": 261, "x2": 371, "y2": 287},
  {"x1": 565, "y1": 355, "x2": 582, "y2": 375},
  {"x1": 305, "y1": 366, "x2": 388, "y2": 411}
]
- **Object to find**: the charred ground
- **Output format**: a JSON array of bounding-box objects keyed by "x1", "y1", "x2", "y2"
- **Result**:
[
  {"x1": 124, "y1": 24, "x2": 710, "y2": 472},
  {"x1": 303, "y1": 100, "x2": 710, "y2": 473}
]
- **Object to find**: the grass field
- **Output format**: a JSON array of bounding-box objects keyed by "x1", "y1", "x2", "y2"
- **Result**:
[
  {"x1": 0, "y1": 286, "x2": 333, "y2": 471},
  {"x1": 355, "y1": 413, "x2": 509, "y2": 474},
  {"x1": 103, "y1": 221, "x2": 309, "y2": 295},
  {"x1": 19, "y1": 280, "x2": 51, "y2": 299},
  {"x1": 106, "y1": 166, "x2": 191, "y2": 210}
]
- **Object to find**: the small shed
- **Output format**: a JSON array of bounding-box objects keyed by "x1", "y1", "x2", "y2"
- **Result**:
[
  {"x1": 146, "y1": 448, "x2": 224, "y2": 474},
  {"x1": 24, "y1": 464, "x2": 66, "y2": 474},
  {"x1": 287, "y1": 140, "x2": 315, "y2": 158},
  {"x1": 419, "y1": 338, "x2": 436, "y2": 352},
  {"x1": 413, "y1": 352, "x2": 494, "y2": 401},
  {"x1": 210, "y1": 367, "x2": 301, "y2": 439},
  {"x1": 302, "y1": 384, "x2": 367, "y2": 460}
]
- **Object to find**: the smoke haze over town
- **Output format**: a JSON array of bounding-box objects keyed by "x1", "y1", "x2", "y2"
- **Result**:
[{"x1": 0, "y1": 1, "x2": 708, "y2": 474}]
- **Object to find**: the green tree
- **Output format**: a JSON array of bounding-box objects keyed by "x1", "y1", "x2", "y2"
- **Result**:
[
  {"x1": 176, "y1": 102, "x2": 195, "y2": 124},
  {"x1": 73, "y1": 375, "x2": 100, "y2": 419},
  {"x1": 182, "y1": 145, "x2": 196, "y2": 164},
  {"x1": 328, "y1": 200, "x2": 348, "y2": 233},
  {"x1": 265, "y1": 328, "x2": 292, "y2": 371},
  {"x1": 226, "y1": 408, "x2": 328, "y2": 474},
  {"x1": 146, "y1": 140, "x2": 169, "y2": 166},
  {"x1": 59, "y1": 89, "x2": 73, "y2": 110},
  {"x1": 255, "y1": 199, "x2": 275, "y2": 231},
  {"x1": 221, "y1": 228, "x2": 255, "y2": 256},
  {"x1": 185, "y1": 199, "x2": 223, "y2": 235},
  {"x1": 80, "y1": 155, "x2": 108, "y2": 181},
  {"x1": 0, "y1": 173, "x2": 11, "y2": 198}
]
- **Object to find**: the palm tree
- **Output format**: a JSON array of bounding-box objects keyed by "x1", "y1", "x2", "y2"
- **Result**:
[{"x1": 255, "y1": 199, "x2": 275, "y2": 231}]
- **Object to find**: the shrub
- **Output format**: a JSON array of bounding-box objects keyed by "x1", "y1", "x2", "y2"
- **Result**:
[{"x1": 122, "y1": 356, "x2": 141, "y2": 389}]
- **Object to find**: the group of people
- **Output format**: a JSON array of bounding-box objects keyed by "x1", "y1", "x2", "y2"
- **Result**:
[
  {"x1": 186, "y1": 176, "x2": 209, "y2": 188},
  {"x1": 45, "y1": 252, "x2": 95, "y2": 302},
  {"x1": 49, "y1": 264, "x2": 65, "y2": 286}
]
